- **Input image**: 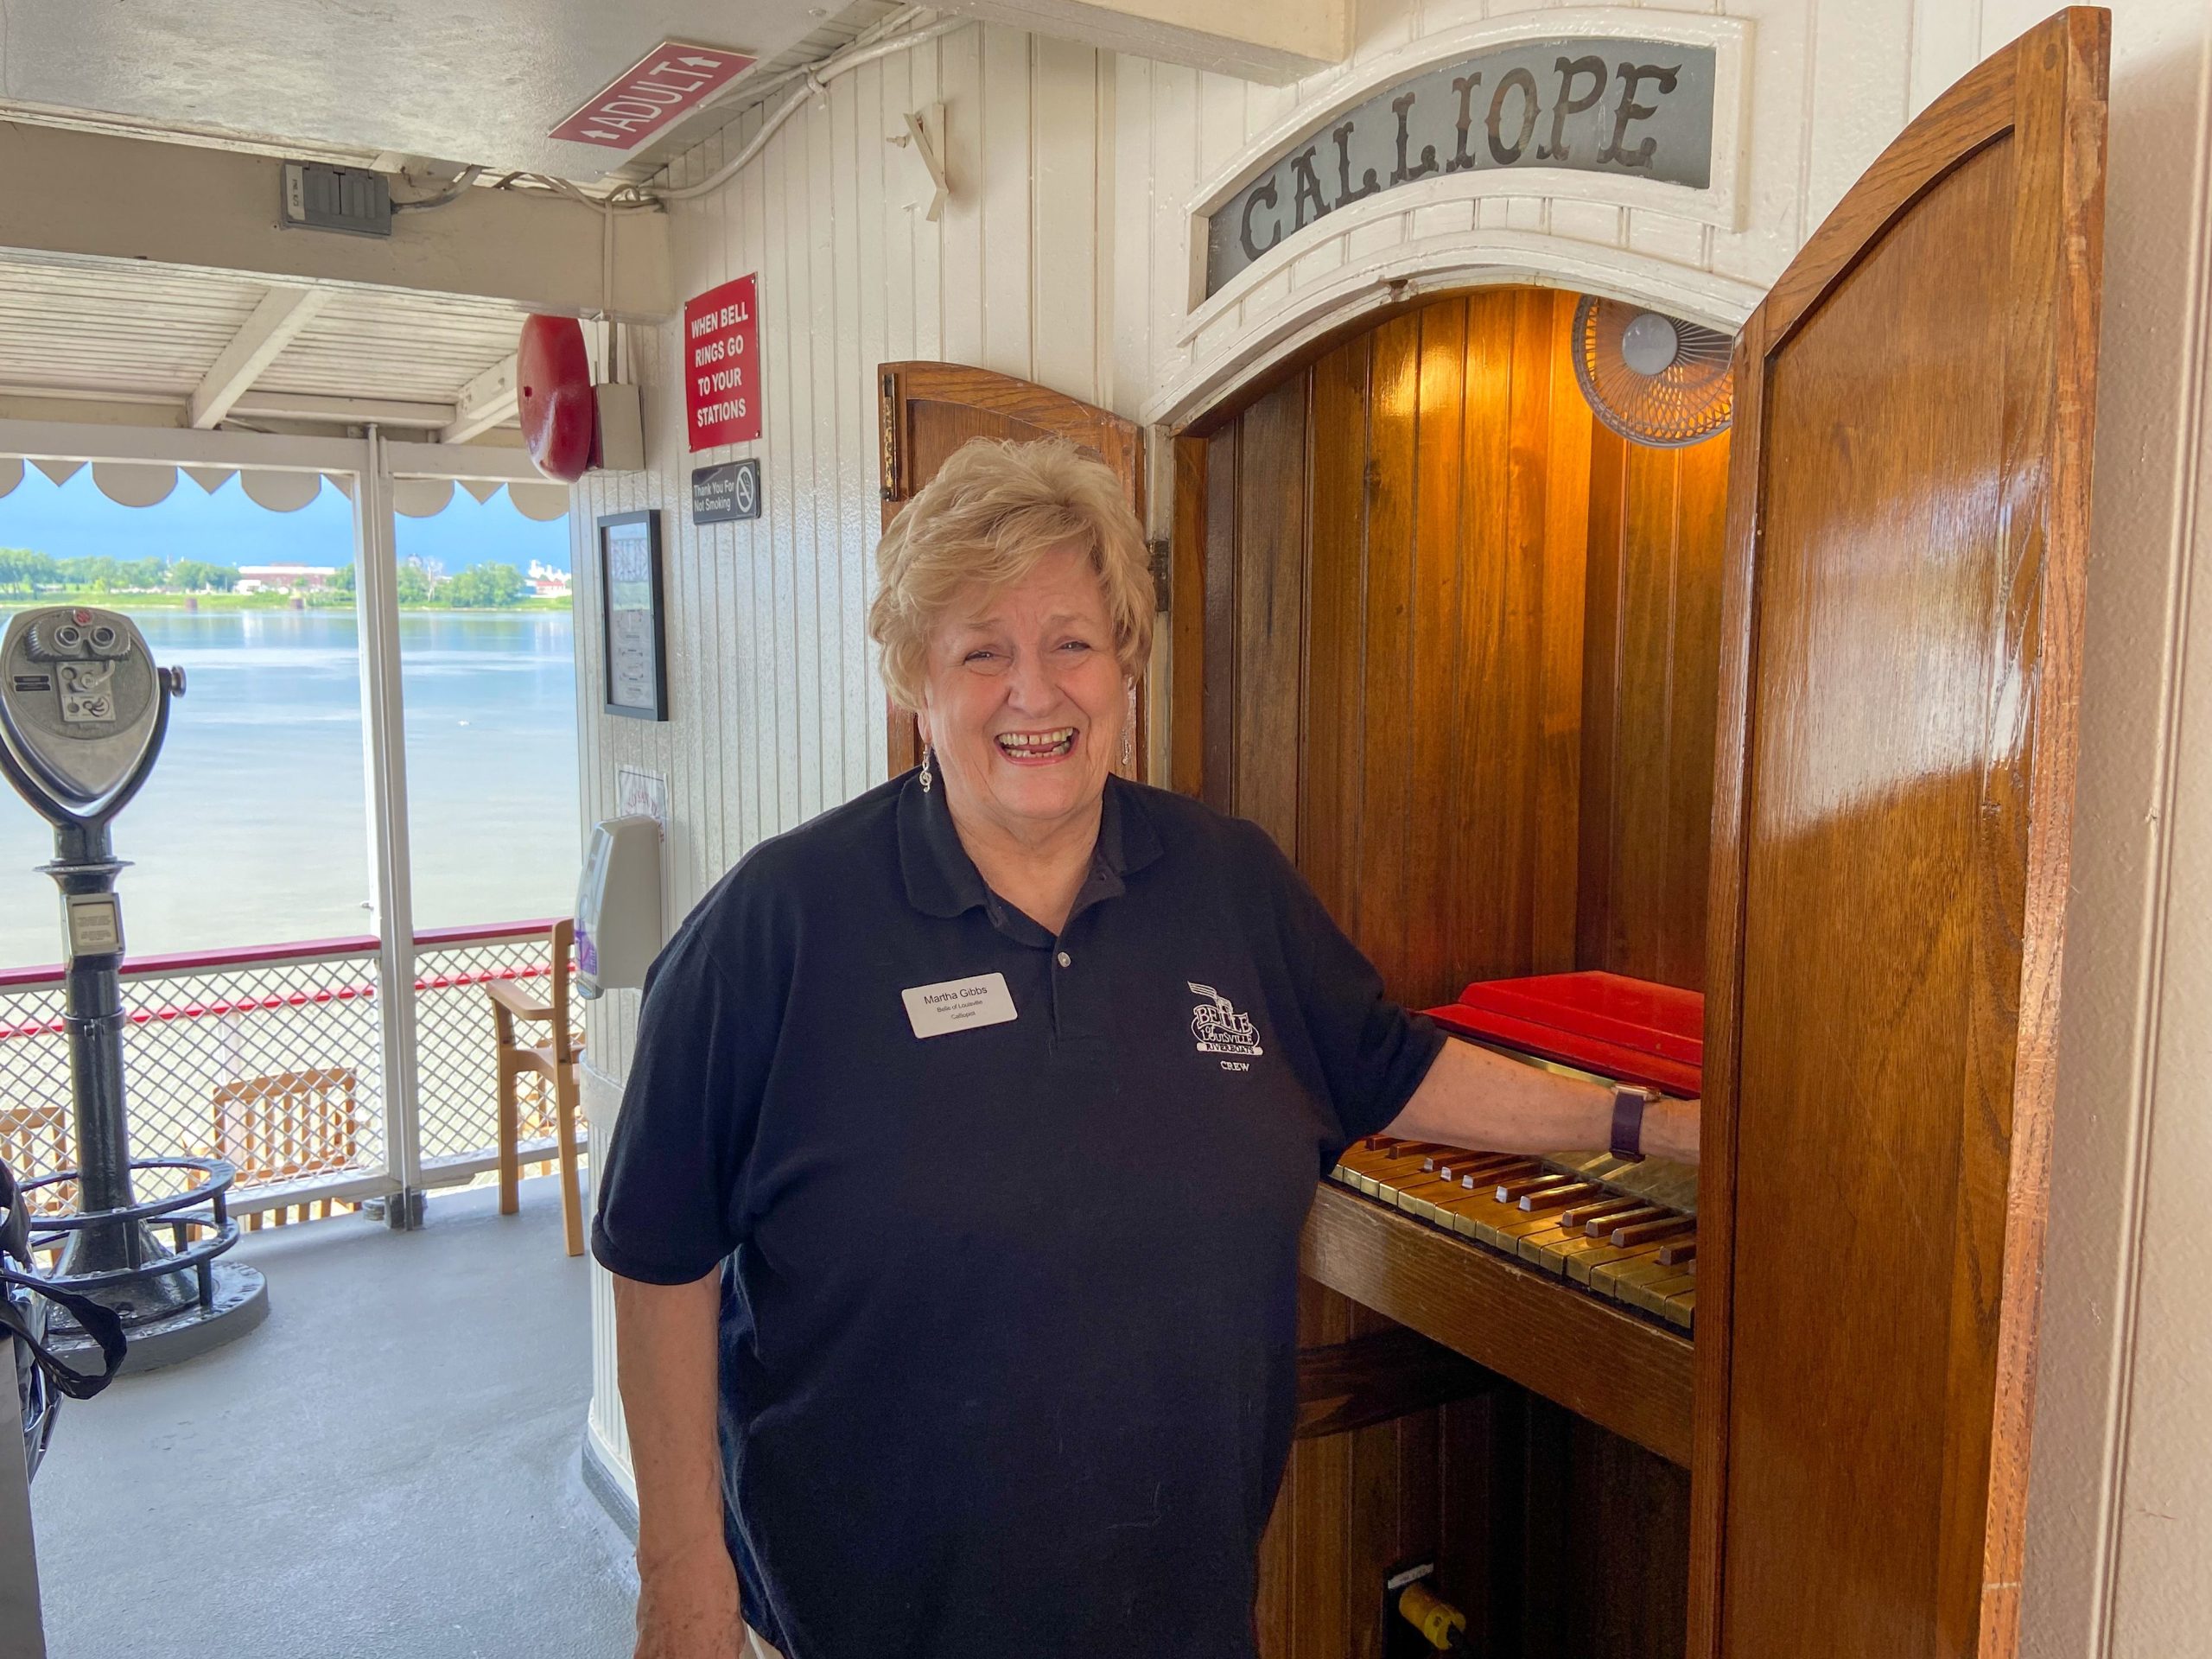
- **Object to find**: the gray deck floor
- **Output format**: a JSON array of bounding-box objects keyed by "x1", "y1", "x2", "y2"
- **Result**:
[{"x1": 28, "y1": 1176, "x2": 638, "y2": 1659}]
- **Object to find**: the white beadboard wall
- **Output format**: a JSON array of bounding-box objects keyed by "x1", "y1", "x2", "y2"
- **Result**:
[{"x1": 568, "y1": 4, "x2": 2212, "y2": 1655}]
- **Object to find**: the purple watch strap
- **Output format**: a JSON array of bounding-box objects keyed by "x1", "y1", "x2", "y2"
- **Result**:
[{"x1": 1610, "y1": 1084, "x2": 1651, "y2": 1162}]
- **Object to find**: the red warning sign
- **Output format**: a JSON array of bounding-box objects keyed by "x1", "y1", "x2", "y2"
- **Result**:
[
  {"x1": 684, "y1": 276, "x2": 762, "y2": 450},
  {"x1": 550, "y1": 42, "x2": 756, "y2": 151}
]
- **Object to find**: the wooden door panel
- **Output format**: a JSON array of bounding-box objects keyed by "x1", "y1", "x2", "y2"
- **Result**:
[
  {"x1": 1693, "y1": 12, "x2": 2107, "y2": 1657},
  {"x1": 1578, "y1": 429, "x2": 1732, "y2": 990},
  {"x1": 1189, "y1": 291, "x2": 1602, "y2": 1012},
  {"x1": 1230, "y1": 374, "x2": 1309, "y2": 849},
  {"x1": 874, "y1": 362, "x2": 1145, "y2": 778}
]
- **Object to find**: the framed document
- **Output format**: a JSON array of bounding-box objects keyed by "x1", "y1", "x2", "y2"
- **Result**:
[{"x1": 598, "y1": 510, "x2": 668, "y2": 721}]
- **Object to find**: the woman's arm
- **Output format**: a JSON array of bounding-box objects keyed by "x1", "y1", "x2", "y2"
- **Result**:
[
  {"x1": 1382, "y1": 1037, "x2": 1700, "y2": 1165},
  {"x1": 614, "y1": 1269, "x2": 744, "y2": 1659}
]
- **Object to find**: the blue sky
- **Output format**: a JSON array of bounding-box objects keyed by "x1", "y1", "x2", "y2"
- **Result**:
[{"x1": 0, "y1": 466, "x2": 570, "y2": 572}]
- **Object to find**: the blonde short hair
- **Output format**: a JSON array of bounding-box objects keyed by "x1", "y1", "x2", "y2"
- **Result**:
[{"x1": 869, "y1": 438, "x2": 1153, "y2": 713}]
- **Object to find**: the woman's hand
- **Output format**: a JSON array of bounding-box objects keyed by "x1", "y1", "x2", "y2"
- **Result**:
[
  {"x1": 1642, "y1": 1095, "x2": 1700, "y2": 1165},
  {"x1": 615, "y1": 1269, "x2": 742, "y2": 1658},
  {"x1": 634, "y1": 1535, "x2": 745, "y2": 1659},
  {"x1": 1386, "y1": 1039, "x2": 1701, "y2": 1166}
]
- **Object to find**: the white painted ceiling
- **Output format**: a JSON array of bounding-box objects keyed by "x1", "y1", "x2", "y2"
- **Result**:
[
  {"x1": 0, "y1": 252, "x2": 531, "y2": 433},
  {"x1": 0, "y1": 0, "x2": 870, "y2": 181}
]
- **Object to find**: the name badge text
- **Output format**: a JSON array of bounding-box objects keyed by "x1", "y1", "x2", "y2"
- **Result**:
[{"x1": 901, "y1": 971, "x2": 1019, "y2": 1039}]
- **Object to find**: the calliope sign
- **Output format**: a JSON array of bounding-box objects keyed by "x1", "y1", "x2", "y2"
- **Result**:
[{"x1": 1205, "y1": 38, "x2": 1717, "y2": 297}]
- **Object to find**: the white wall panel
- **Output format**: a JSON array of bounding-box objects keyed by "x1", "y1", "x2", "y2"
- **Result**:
[
  {"x1": 1710, "y1": 0, "x2": 1814, "y2": 286},
  {"x1": 1908, "y1": 0, "x2": 1986, "y2": 120},
  {"x1": 1802, "y1": 0, "x2": 1918, "y2": 230}
]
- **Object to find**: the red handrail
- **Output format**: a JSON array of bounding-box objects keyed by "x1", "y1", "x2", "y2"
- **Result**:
[
  {"x1": 0, "y1": 959, "x2": 564, "y2": 1043},
  {"x1": 416, "y1": 918, "x2": 563, "y2": 948},
  {"x1": 0, "y1": 934, "x2": 375, "y2": 991},
  {"x1": 0, "y1": 918, "x2": 565, "y2": 993}
]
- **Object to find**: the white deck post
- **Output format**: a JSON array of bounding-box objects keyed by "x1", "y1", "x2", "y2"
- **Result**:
[{"x1": 352, "y1": 429, "x2": 425, "y2": 1225}]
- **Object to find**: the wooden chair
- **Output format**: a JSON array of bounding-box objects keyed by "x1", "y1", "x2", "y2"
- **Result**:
[
  {"x1": 211, "y1": 1066, "x2": 360, "y2": 1228},
  {"x1": 486, "y1": 918, "x2": 586, "y2": 1255},
  {"x1": 0, "y1": 1101, "x2": 71, "y2": 1199},
  {"x1": 1, "y1": 1100, "x2": 75, "y2": 1259}
]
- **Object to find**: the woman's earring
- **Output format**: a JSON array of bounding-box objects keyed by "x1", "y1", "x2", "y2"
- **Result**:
[
  {"x1": 919, "y1": 743, "x2": 934, "y2": 792},
  {"x1": 1120, "y1": 684, "x2": 1137, "y2": 772}
]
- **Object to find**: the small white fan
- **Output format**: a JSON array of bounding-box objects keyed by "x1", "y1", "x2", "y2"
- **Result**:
[{"x1": 1571, "y1": 296, "x2": 1734, "y2": 448}]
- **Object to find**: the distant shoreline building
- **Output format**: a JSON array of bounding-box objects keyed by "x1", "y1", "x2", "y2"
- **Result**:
[
  {"x1": 527, "y1": 558, "x2": 570, "y2": 600},
  {"x1": 236, "y1": 563, "x2": 337, "y2": 594}
]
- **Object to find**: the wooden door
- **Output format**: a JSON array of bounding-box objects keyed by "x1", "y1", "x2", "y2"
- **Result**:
[
  {"x1": 1180, "y1": 287, "x2": 1717, "y2": 1659},
  {"x1": 1693, "y1": 11, "x2": 2107, "y2": 1658},
  {"x1": 875, "y1": 361, "x2": 1146, "y2": 778}
]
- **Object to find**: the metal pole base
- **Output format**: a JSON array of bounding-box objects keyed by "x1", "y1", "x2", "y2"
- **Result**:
[{"x1": 48, "y1": 1262, "x2": 268, "y2": 1376}]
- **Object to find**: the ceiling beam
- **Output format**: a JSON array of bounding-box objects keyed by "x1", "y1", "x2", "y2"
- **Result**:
[
  {"x1": 0, "y1": 382, "x2": 462, "y2": 430},
  {"x1": 227, "y1": 390, "x2": 457, "y2": 427},
  {"x1": 189, "y1": 287, "x2": 331, "y2": 429},
  {"x1": 0, "y1": 416, "x2": 359, "y2": 474},
  {"x1": 0, "y1": 123, "x2": 672, "y2": 321},
  {"x1": 0, "y1": 417, "x2": 555, "y2": 484},
  {"x1": 438, "y1": 353, "x2": 520, "y2": 444},
  {"x1": 940, "y1": 0, "x2": 1347, "y2": 81},
  {"x1": 385, "y1": 439, "x2": 555, "y2": 485}
]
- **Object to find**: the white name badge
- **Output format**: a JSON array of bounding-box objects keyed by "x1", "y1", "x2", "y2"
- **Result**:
[{"x1": 901, "y1": 971, "x2": 1019, "y2": 1039}]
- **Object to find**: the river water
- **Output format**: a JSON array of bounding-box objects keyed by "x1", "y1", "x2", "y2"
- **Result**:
[{"x1": 0, "y1": 611, "x2": 581, "y2": 969}]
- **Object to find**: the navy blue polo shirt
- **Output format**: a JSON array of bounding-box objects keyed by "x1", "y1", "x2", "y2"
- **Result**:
[{"x1": 591, "y1": 771, "x2": 1443, "y2": 1659}]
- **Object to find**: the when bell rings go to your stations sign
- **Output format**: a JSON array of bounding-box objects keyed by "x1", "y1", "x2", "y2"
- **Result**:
[
  {"x1": 550, "y1": 42, "x2": 756, "y2": 149},
  {"x1": 1205, "y1": 37, "x2": 1717, "y2": 297},
  {"x1": 685, "y1": 275, "x2": 762, "y2": 451}
]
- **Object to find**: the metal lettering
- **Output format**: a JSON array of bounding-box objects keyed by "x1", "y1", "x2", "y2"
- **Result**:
[
  {"x1": 1239, "y1": 176, "x2": 1284, "y2": 259},
  {"x1": 1598, "y1": 61, "x2": 1679, "y2": 168},
  {"x1": 1541, "y1": 56, "x2": 1608, "y2": 161},
  {"x1": 1289, "y1": 145, "x2": 1328, "y2": 229},
  {"x1": 1332, "y1": 121, "x2": 1382, "y2": 207},
  {"x1": 1446, "y1": 73, "x2": 1483, "y2": 174},
  {"x1": 1485, "y1": 67, "x2": 1541, "y2": 165},
  {"x1": 1390, "y1": 92, "x2": 1440, "y2": 184}
]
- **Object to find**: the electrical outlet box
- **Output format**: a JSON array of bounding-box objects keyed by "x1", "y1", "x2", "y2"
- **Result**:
[
  {"x1": 594, "y1": 383, "x2": 645, "y2": 473},
  {"x1": 280, "y1": 162, "x2": 392, "y2": 238}
]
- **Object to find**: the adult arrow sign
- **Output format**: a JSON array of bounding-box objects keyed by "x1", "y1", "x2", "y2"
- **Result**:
[{"x1": 550, "y1": 41, "x2": 757, "y2": 150}]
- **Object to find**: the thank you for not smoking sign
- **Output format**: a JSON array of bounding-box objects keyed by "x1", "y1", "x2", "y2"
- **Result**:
[
  {"x1": 684, "y1": 275, "x2": 761, "y2": 451},
  {"x1": 692, "y1": 460, "x2": 761, "y2": 524}
]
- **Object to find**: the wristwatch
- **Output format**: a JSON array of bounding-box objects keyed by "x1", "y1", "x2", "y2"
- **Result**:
[{"x1": 1610, "y1": 1084, "x2": 1660, "y2": 1162}]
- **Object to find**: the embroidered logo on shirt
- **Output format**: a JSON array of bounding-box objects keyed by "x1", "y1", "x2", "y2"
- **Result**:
[{"x1": 1187, "y1": 982, "x2": 1263, "y2": 1057}]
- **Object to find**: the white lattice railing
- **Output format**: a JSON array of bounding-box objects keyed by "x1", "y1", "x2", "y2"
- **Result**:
[{"x1": 0, "y1": 920, "x2": 582, "y2": 1227}]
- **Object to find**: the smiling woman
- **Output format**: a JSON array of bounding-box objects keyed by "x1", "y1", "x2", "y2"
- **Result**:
[
  {"x1": 590, "y1": 434, "x2": 1679, "y2": 1659},
  {"x1": 869, "y1": 439, "x2": 1153, "y2": 929}
]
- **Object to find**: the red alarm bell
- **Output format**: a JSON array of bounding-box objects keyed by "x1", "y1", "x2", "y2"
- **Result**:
[{"x1": 517, "y1": 315, "x2": 597, "y2": 483}]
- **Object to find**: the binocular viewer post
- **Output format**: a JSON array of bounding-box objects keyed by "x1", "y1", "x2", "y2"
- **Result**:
[{"x1": 0, "y1": 605, "x2": 265, "y2": 1370}]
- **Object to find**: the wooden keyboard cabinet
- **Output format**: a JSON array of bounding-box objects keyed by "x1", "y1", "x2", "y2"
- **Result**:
[{"x1": 1176, "y1": 12, "x2": 2108, "y2": 1656}]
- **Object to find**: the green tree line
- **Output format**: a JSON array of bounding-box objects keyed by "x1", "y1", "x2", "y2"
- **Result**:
[
  {"x1": 0, "y1": 549, "x2": 540, "y2": 608},
  {"x1": 0, "y1": 550, "x2": 241, "y2": 594}
]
